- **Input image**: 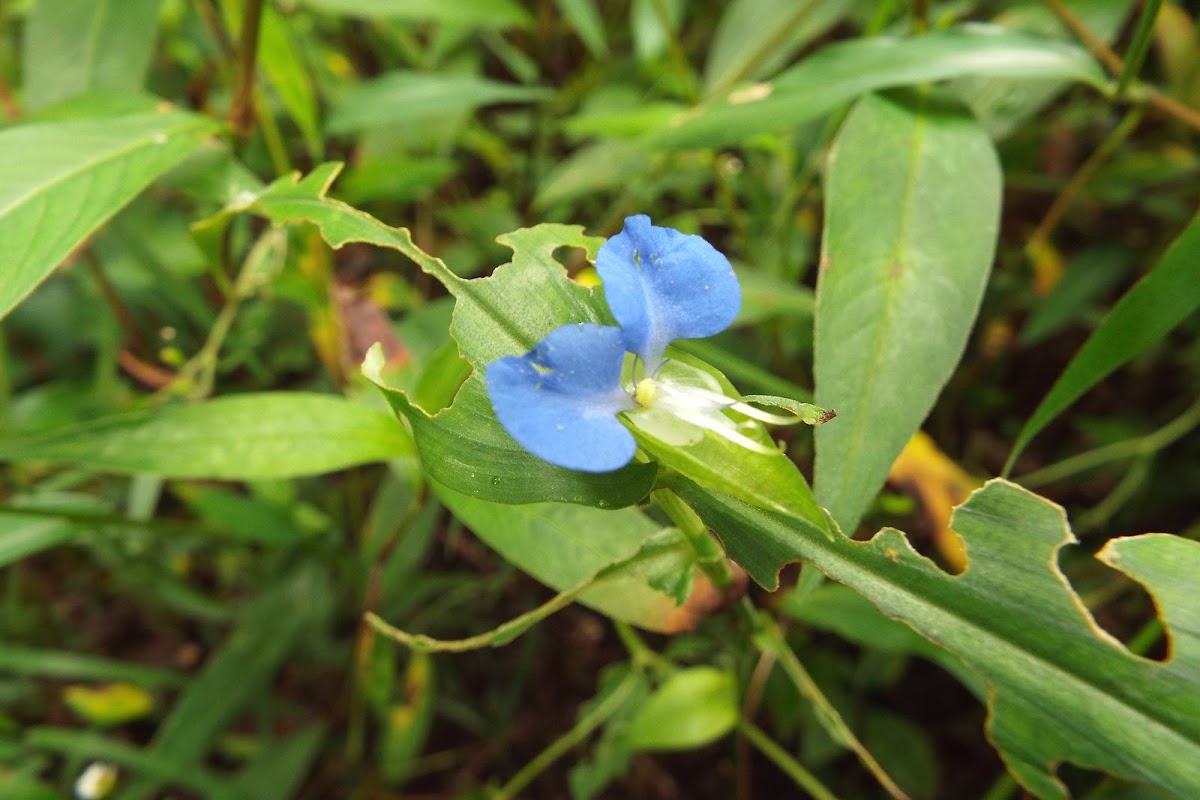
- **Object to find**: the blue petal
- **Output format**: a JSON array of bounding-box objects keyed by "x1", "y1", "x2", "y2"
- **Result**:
[
  {"x1": 595, "y1": 214, "x2": 741, "y2": 372},
  {"x1": 485, "y1": 323, "x2": 638, "y2": 473}
]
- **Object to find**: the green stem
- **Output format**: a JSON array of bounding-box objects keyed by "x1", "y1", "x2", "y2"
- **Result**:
[
  {"x1": 652, "y1": 487, "x2": 734, "y2": 590},
  {"x1": 1025, "y1": 107, "x2": 1143, "y2": 253},
  {"x1": 491, "y1": 670, "x2": 641, "y2": 800},
  {"x1": 749, "y1": 602, "x2": 909, "y2": 800},
  {"x1": 169, "y1": 228, "x2": 284, "y2": 400},
  {"x1": 1018, "y1": 395, "x2": 1200, "y2": 488},
  {"x1": 614, "y1": 620, "x2": 676, "y2": 678},
  {"x1": 1116, "y1": 0, "x2": 1163, "y2": 98},
  {"x1": 738, "y1": 719, "x2": 841, "y2": 800}
]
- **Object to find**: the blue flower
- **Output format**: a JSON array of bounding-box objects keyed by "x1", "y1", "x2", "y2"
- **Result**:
[
  {"x1": 597, "y1": 214, "x2": 741, "y2": 373},
  {"x1": 486, "y1": 215, "x2": 746, "y2": 473}
]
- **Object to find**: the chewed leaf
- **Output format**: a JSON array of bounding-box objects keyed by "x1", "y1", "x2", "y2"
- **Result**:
[
  {"x1": 669, "y1": 476, "x2": 1200, "y2": 799},
  {"x1": 235, "y1": 165, "x2": 655, "y2": 508}
]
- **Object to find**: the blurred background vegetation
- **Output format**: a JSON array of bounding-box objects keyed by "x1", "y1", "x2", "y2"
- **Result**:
[{"x1": 1, "y1": 0, "x2": 1198, "y2": 798}]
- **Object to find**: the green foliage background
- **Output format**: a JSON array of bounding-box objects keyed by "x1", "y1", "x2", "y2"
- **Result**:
[{"x1": 1, "y1": 1, "x2": 1198, "y2": 798}]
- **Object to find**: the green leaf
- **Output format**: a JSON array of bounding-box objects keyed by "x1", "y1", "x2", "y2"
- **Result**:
[
  {"x1": 0, "y1": 646, "x2": 185, "y2": 689},
  {"x1": 0, "y1": 109, "x2": 217, "y2": 319},
  {"x1": 669, "y1": 474, "x2": 1200, "y2": 799},
  {"x1": 0, "y1": 393, "x2": 413, "y2": 479},
  {"x1": 624, "y1": 667, "x2": 739, "y2": 751},
  {"x1": 1006, "y1": 210, "x2": 1200, "y2": 472},
  {"x1": 227, "y1": 165, "x2": 656, "y2": 507},
  {"x1": 22, "y1": 0, "x2": 164, "y2": 111},
  {"x1": 327, "y1": 71, "x2": 550, "y2": 134},
  {"x1": 435, "y1": 482, "x2": 695, "y2": 632},
  {"x1": 702, "y1": 0, "x2": 851, "y2": 97},
  {"x1": 648, "y1": 24, "x2": 1105, "y2": 149},
  {"x1": 814, "y1": 92, "x2": 1001, "y2": 534},
  {"x1": 297, "y1": 0, "x2": 532, "y2": 27},
  {"x1": 555, "y1": 0, "x2": 608, "y2": 57},
  {"x1": 0, "y1": 493, "x2": 113, "y2": 567}
]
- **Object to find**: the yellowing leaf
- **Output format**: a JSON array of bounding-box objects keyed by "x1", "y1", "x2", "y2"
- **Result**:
[
  {"x1": 887, "y1": 432, "x2": 980, "y2": 571},
  {"x1": 64, "y1": 683, "x2": 155, "y2": 727}
]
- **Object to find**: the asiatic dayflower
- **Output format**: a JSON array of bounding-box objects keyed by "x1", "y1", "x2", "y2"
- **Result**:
[{"x1": 486, "y1": 215, "x2": 813, "y2": 473}]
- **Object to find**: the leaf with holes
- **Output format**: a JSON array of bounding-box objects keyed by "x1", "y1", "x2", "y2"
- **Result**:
[{"x1": 667, "y1": 473, "x2": 1200, "y2": 799}]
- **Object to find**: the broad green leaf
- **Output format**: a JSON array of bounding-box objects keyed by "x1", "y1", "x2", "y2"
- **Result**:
[
  {"x1": 702, "y1": 0, "x2": 850, "y2": 97},
  {"x1": 0, "y1": 109, "x2": 217, "y2": 319},
  {"x1": 648, "y1": 25, "x2": 1105, "y2": 149},
  {"x1": 778, "y1": 583, "x2": 983, "y2": 697},
  {"x1": 297, "y1": 0, "x2": 532, "y2": 27},
  {"x1": 0, "y1": 393, "x2": 413, "y2": 479},
  {"x1": 226, "y1": 164, "x2": 656, "y2": 507},
  {"x1": 953, "y1": 1, "x2": 1135, "y2": 138},
  {"x1": 327, "y1": 72, "x2": 549, "y2": 134},
  {"x1": 22, "y1": 0, "x2": 163, "y2": 111},
  {"x1": 1006, "y1": 210, "x2": 1200, "y2": 472},
  {"x1": 624, "y1": 667, "x2": 738, "y2": 751},
  {"x1": 669, "y1": 474, "x2": 1200, "y2": 799},
  {"x1": 436, "y1": 483, "x2": 695, "y2": 633},
  {"x1": 814, "y1": 92, "x2": 1001, "y2": 534}
]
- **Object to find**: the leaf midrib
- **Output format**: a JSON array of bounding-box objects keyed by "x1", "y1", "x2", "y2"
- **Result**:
[
  {"x1": 821, "y1": 93, "x2": 929, "y2": 527},
  {"x1": 0, "y1": 114, "x2": 206, "y2": 220}
]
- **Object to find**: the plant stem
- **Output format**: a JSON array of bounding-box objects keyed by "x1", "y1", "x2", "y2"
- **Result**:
[
  {"x1": 652, "y1": 487, "x2": 735, "y2": 590},
  {"x1": 738, "y1": 719, "x2": 841, "y2": 800},
  {"x1": 1117, "y1": 0, "x2": 1163, "y2": 97},
  {"x1": 748, "y1": 602, "x2": 910, "y2": 800},
  {"x1": 1025, "y1": 106, "x2": 1143, "y2": 253},
  {"x1": 1018, "y1": 395, "x2": 1200, "y2": 487},
  {"x1": 491, "y1": 670, "x2": 641, "y2": 800},
  {"x1": 1045, "y1": 0, "x2": 1200, "y2": 131},
  {"x1": 229, "y1": 0, "x2": 265, "y2": 139}
]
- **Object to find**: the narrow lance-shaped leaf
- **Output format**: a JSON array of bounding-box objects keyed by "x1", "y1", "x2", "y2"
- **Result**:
[
  {"x1": 649, "y1": 24, "x2": 1105, "y2": 149},
  {"x1": 1006, "y1": 210, "x2": 1200, "y2": 472},
  {"x1": 0, "y1": 109, "x2": 217, "y2": 319},
  {"x1": 0, "y1": 393, "x2": 413, "y2": 479},
  {"x1": 814, "y1": 92, "x2": 1001, "y2": 534},
  {"x1": 668, "y1": 474, "x2": 1200, "y2": 799}
]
